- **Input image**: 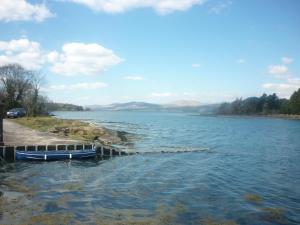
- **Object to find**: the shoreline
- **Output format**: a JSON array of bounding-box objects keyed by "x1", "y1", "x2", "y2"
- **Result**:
[
  {"x1": 3, "y1": 119, "x2": 81, "y2": 146},
  {"x1": 3, "y1": 117, "x2": 130, "y2": 147},
  {"x1": 264, "y1": 114, "x2": 300, "y2": 120},
  {"x1": 238, "y1": 114, "x2": 300, "y2": 120}
]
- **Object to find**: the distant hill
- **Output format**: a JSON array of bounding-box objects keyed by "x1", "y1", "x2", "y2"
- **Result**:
[
  {"x1": 45, "y1": 102, "x2": 86, "y2": 112},
  {"x1": 165, "y1": 104, "x2": 220, "y2": 114},
  {"x1": 87, "y1": 101, "x2": 219, "y2": 114},
  {"x1": 88, "y1": 102, "x2": 161, "y2": 111},
  {"x1": 165, "y1": 100, "x2": 201, "y2": 107}
]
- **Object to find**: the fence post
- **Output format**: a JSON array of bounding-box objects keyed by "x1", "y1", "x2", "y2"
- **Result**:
[
  {"x1": 3, "y1": 146, "x2": 6, "y2": 159},
  {"x1": 14, "y1": 146, "x2": 16, "y2": 161}
]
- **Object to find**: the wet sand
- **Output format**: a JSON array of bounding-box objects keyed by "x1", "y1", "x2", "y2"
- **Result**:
[{"x1": 3, "y1": 119, "x2": 81, "y2": 146}]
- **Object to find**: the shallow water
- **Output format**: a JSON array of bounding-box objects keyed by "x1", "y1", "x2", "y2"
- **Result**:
[{"x1": 1, "y1": 111, "x2": 300, "y2": 224}]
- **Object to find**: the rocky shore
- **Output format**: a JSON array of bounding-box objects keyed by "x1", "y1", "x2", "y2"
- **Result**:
[
  {"x1": 265, "y1": 114, "x2": 300, "y2": 120},
  {"x1": 212, "y1": 114, "x2": 300, "y2": 120},
  {"x1": 3, "y1": 119, "x2": 80, "y2": 146},
  {"x1": 3, "y1": 117, "x2": 131, "y2": 146}
]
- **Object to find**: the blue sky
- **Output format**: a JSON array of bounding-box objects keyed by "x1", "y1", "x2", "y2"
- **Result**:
[{"x1": 0, "y1": 0, "x2": 300, "y2": 105}]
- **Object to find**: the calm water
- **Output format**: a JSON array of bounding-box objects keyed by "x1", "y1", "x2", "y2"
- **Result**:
[{"x1": 1, "y1": 111, "x2": 300, "y2": 224}]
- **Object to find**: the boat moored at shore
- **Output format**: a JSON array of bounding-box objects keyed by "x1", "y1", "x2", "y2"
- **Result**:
[{"x1": 15, "y1": 149, "x2": 97, "y2": 161}]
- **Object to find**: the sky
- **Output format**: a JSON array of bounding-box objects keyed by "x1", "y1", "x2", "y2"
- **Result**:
[{"x1": 0, "y1": 0, "x2": 300, "y2": 105}]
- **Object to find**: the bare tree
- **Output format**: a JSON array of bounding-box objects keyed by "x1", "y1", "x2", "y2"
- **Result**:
[
  {"x1": 0, "y1": 87, "x2": 5, "y2": 117},
  {"x1": 0, "y1": 64, "x2": 46, "y2": 116},
  {"x1": 24, "y1": 72, "x2": 45, "y2": 116},
  {"x1": 0, "y1": 87, "x2": 5, "y2": 103},
  {"x1": 0, "y1": 64, "x2": 34, "y2": 109}
]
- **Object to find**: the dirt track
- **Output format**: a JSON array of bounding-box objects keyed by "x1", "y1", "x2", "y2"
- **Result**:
[{"x1": 3, "y1": 119, "x2": 81, "y2": 146}]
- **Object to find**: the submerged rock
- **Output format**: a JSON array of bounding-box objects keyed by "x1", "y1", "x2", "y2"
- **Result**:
[{"x1": 117, "y1": 131, "x2": 129, "y2": 142}]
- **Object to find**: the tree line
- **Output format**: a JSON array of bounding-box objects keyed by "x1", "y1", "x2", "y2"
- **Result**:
[
  {"x1": 46, "y1": 102, "x2": 85, "y2": 112},
  {"x1": 218, "y1": 90, "x2": 300, "y2": 115},
  {"x1": 0, "y1": 64, "x2": 85, "y2": 116}
]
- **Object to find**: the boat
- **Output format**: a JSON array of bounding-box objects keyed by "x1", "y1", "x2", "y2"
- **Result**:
[{"x1": 16, "y1": 149, "x2": 97, "y2": 161}]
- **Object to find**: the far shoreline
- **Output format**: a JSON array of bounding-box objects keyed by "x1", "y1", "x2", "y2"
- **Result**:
[
  {"x1": 55, "y1": 110, "x2": 300, "y2": 121},
  {"x1": 193, "y1": 113, "x2": 300, "y2": 121}
]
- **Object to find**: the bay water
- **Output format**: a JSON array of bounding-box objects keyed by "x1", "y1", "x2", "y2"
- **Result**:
[{"x1": 1, "y1": 111, "x2": 300, "y2": 224}]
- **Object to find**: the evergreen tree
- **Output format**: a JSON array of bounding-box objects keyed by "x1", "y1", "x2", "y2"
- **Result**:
[
  {"x1": 290, "y1": 88, "x2": 300, "y2": 114},
  {"x1": 218, "y1": 92, "x2": 300, "y2": 115}
]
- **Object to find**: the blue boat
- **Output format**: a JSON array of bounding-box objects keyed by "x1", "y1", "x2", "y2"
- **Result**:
[{"x1": 16, "y1": 149, "x2": 97, "y2": 161}]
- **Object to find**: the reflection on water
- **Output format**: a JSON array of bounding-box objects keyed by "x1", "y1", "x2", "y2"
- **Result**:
[{"x1": 1, "y1": 111, "x2": 300, "y2": 224}]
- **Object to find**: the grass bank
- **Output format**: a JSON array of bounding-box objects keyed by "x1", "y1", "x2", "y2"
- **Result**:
[{"x1": 14, "y1": 116, "x2": 128, "y2": 145}]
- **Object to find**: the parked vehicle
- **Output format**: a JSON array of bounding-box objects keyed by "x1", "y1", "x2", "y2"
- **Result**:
[{"x1": 6, "y1": 108, "x2": 27, "y2": 118}]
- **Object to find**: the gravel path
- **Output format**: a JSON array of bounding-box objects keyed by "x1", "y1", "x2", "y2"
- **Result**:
[{"x1": 3, "y1": 119, "x2": 81, "y2": 146}]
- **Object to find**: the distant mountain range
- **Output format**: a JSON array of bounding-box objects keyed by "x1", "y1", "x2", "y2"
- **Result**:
[
  {"x1": 86, "y1": 101, "x2": 219, "y2": 114},
  {"x1": 88, "y1": 102, "x2": 161, "y2": 111},
  {"x1": 166, "y1": 100, "x2": 202, "y2": 107}
]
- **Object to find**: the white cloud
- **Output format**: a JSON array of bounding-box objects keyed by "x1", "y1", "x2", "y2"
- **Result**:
[
  {"x1": 124, "y1": 76, "x2": 144, "y2": 80},
  {"x1": 268, "y1": 65, "x2": 288, "y2": 75},
  {"x1": 192, "y1": 63, "x2": 201, "y2": 68},
  {"x1": 44, "y1": 82, "x2": 108, "y2": 91},
  {"x1": 209, "y1": 0, "x2": 232, "y2": 14},
  {"x1": 0, "y1": 39, "x2": 122, "y2": 75},
  {"x1": 0, "y1": 38, "x2": 44, "y2": 70},
  {"x1": 151, "y1": 92, "x2": 175, "y2": 97},
  {"x1": 0, "y1": 0, "x2": 53, "y2": 22},
  {"x1": 281, "y1": 57, "x2": 294, "y2": 65},
  {"x1": 237, "y1": 58, "x2": 246, "y2": 64},
  {"x1": 49, "y1": 42, "x2": 123, "y2": 76},
  {"x1": 68, "y1": 0, "x2": 207, "y2": 14},
  {"x1": 47, "y1": 51, "x2": 59, "y2": 63},
  {"x1": 263, "y1": 59, "x2": 300, "y2": 99},
  {"x1": 262, "y1": 78, "x2": 300, "y2": 98}
]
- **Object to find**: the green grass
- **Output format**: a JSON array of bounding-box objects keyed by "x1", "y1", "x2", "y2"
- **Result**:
[{"x1": 15, "y1": 116, "x2": 106, "y2": 142}]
